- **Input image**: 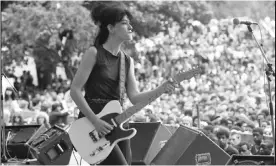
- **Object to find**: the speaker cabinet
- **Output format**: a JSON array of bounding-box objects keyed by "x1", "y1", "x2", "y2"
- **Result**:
[
  {"x1": 130, "y1": 122, "x2": 174, "y2": 165},
  {"x1": 28, "y1": 125, "x2": 73, "y2": 165},
  {"x1": 226, "y1": 155, "x2": 275, "y2": 165},
  {"x1": 2, "y1": 125, "x2": 40, "y2": 159},
  {"x1": 151, "y1": 125, "x2": 230, "y2": 165}
]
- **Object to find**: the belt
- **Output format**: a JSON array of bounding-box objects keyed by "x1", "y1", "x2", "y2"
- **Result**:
[{"x1": 85, "y1": 97, "x2": 112, "y2": 104}]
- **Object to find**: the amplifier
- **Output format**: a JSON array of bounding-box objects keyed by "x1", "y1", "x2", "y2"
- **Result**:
[
  {"x1": 27, "y1": 125, "x2": 73, "y2": 165},
  {"x1": 3, "y1": 125, "x2": 40, "y2": 159}
]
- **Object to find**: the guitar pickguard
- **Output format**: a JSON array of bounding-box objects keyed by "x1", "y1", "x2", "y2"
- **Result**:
[{"x1": 99, "y1": 113, "x2": 134, "y2": 145}]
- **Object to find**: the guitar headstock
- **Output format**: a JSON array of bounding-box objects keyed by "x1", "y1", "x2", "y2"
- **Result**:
[{"x1": 173, "y1": 66, "x2": 202, "y2": 84}]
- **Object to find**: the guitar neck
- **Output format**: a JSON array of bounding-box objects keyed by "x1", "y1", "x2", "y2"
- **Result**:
[{"x1": 115, "y1": 84, "x2": 167, "y2": 124}]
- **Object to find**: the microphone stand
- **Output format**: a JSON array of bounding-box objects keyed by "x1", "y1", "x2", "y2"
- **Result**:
[
  {"x1": 0, "y1": 64, "x2": 18, "y2": 164},
  {"x1": 247, "y1": 25, "x2": 275, "y2": 162},
  {"x1": 1, "y1": 76, "x2": 8, "y2": 163},
  {"x1": 1, "y1": 71, "x2": 20, "y2": 163}
]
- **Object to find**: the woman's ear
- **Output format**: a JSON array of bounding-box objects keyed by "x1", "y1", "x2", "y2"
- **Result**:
[{"x1": 107, "y1": 24, "x2": 114, "y2": 34}]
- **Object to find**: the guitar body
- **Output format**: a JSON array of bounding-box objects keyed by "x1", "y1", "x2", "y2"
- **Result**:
[
  {"x1": 68, "y1": 100, "x2": 137, "y2": 165},
  {"x1": 69, "y1": 67, "x2": 201, "y2": 165}
]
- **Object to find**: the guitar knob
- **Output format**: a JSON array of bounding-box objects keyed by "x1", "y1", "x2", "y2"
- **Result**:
[{"x1": 90, "y1": 152, "x2": 95, "y2": 156}]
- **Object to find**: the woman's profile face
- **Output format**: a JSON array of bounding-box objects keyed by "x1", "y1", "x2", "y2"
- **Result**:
[{"x1": 112, "y1": 15, "x2": 133, "y2": 41}]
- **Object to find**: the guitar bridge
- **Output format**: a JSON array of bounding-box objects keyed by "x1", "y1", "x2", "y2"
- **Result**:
[
  {"x1": 89, "y1": 130, "x2": 103, "y2": 143},
  {"x1": 90, "y1": 142, "x2": 110, "y2": 157}
]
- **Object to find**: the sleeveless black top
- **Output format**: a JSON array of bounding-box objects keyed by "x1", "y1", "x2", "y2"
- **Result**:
[{"x1": 79, "y1": 45, "x2": 131, "y2": 118}]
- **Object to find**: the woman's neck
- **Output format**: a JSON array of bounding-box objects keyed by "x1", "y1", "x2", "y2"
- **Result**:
[{"x1": 103, "y1": 37, "x2": 123, "y2": 56}]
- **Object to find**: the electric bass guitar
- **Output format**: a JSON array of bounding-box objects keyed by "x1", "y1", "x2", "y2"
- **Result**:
[{"x1": 68, "y1": 67, "x2": 201, "y2": 164}]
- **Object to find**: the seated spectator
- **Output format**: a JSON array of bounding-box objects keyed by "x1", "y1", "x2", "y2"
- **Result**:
[
  {"x1": 259, "y1": 140, "x2": 273, "y2": 155},
  {"x1": 11, "y1": 113, "x2": 25, "y2": 126},
  {"x1": 229, "y1": 132, "x2": 242, "y2": 148},
  {"x1": 251, "y1": 127, "x2": 264, "y2": 155},
  {"x1": 238, "y1": 142, "x2": 252, "y2": 155},
  {"x1": 260, "y1": 120, "x2": 270, "y2": 130},
  {"x1": 36, "y1": 112, "x2": 50, "y2": 126},
  {"x1": 226, "y1": 107, "x2": 236, "y2": 118},
  {"x1": 227, "y1": 118, "x2": 234, "y2": 129},
  {"x1": 145, "y1": 107, "x2": 153, "y2": 115},
  {"x1": 49, "y1": 103, "x2": 69, "y2": 127},
  {"x1": 220, "y1": 118, "x2": 229, "y2": 127},
  {"x1": 181, "y1": 116, "x2": 193, "y2": 127},
  {"x1": 241, "y1": 121, "x2": 249, "y2": 132},
  {"x1": 237, "y1": 106, "x2": 247, "y2": 116},
  {"x1": 184, "y1": 109, "x2": 193, "y2": 117},
  {"x1": 203, "y1": 125, "x2": 214, "y2": 135},
  {"x1": 243, "y1": 123, "x2": 255, "y2": 134},
  {"x1": 5, "y1": 88, "x2": 22, "y2": 115},
  {"x1": 216, "y1": 126, "x2": 239, "y2": 156}
]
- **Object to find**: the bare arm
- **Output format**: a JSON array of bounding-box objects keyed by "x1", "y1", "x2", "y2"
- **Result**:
[
  {"x1": 70, "y1": 47, "x2": 98, "y2": 123},
  {"x1": 126, "y1": 58, "x2": 167, "y2": 105}
]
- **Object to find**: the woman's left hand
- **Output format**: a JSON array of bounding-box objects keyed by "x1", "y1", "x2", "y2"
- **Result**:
[{"x1": 164, "y1": 78, "x2": 178, "y2": 95}]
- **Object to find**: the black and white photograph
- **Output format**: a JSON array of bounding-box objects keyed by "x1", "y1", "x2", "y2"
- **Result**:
[{"x1": 1, "y1": 1, "x2": 275, "y2": 165}]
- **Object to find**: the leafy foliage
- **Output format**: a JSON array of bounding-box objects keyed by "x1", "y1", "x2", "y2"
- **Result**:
[{"x1": 2, "y1": 1, "x2": 96, "y2": 82}]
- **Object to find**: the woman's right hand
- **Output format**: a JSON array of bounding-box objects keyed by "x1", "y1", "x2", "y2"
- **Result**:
[{"x1": 93, "y1": 118, "x2": 114, "y2": 137}]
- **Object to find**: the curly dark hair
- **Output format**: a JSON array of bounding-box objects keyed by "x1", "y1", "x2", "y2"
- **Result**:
[
  {"x1": 216, "y1": 126, "x2": 230, "y2": 138},
  {"x1": 238, "y1": 141, "x2": 251, "y2": 153},
  {"x1": 91, "y1": 2, "x2": 132, "y2": 46},
  {"x1": 4, "y1": 88, "x2": 17, "y2": 101}
]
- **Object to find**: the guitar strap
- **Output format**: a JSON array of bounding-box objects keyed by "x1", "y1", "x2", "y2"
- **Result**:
[{"x1": 119, "y1": 51, "x2": 126, "y2": 106}]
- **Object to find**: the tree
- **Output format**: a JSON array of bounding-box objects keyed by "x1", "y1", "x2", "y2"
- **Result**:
[{"x1": 2, "y1": 1, "x2": 97, "y2": 89}]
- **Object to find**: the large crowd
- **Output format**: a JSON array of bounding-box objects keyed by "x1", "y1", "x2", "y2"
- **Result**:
[{"x1": 2, "y1": 17, "x2": 275, "y2": 156}]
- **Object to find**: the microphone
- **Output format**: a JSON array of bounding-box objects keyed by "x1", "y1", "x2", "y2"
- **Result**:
[{"x1": 233, "y1": 18, "x2": 258, "y2": 25}]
